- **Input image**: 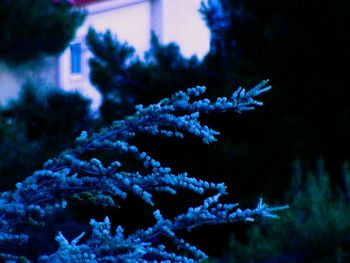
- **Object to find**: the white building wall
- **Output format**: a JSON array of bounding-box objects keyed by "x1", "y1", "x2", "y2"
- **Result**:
[
  {"x1": 161, "y1": 0, "x2": 210, "y2": 58},
  {"x1": 59, "y1": 0, "x2": 152, "y2": 109},
  {"x1": 0, "y1": 0, "x2": 210, "y2": 108},
  {"x1": 59, "y1": 0, "x2": 210, "y2": 110},
  {"x1": 0, "y1": 57, "x2": 58, "y2": 106},
  {"x1": 80, "y1": 0, "x2": 152, "y2": 55},
  {"x1": 0, "y1": 64, "x2": 21, "y2": 105}
]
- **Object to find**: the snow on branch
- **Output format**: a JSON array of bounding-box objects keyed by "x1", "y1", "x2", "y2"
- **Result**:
[{"x1": 0, "y1": 80, "x2": 287, "y2": 262}]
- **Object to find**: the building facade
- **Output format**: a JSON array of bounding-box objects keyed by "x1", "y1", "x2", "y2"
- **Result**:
[
  {"x1": 0, "y1": 57, "x2": 59, "y2": 105},
  {"x1": 61, "y1": 0, "x2": 210, "y2": 109},
  {"x1": 0, "y1": 0, "x2": 210, "y2": 109}
]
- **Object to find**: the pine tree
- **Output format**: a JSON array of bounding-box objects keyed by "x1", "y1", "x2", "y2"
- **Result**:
[
  {"x1": 223, "y1": 159, "x2": 350, "y2": 263},
  {"x1": 0, "y1": 0, "x2": 85, "y2": 64},
  {"x1": 0, "y1": 81, "x2": 287, "y2": 262},
  {"x1": 86, "y1": 28, "x2": 201, "y2": 122},
  {"x1": 0, "y1": 85, "x2": 93, "y2": 190},
  {"x1": 199, "y1": 0, "x2": 350, "y2": 198}
]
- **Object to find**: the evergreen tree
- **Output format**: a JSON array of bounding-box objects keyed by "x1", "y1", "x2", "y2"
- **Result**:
[
  {"x1": 86, "y1": 28, "x2": 201, "y2": 122},
  {"x1": 220, "y1": 159, "x2": 350, "y2": 263},
  {"x1": 199, "y1": 0, "x2": 350, "y2": 196},
  {"x1": 0, "y1": 84, "x2": 93, "y2": 190},
  {"x1": 0, "y1": 81, "x2": 287, "y2": 262},
  {"x1": 0, "y1": 0, "x2": 85, "y2": 64}
]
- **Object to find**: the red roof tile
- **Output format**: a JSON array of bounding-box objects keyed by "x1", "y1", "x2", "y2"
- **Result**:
[{"x1": 72, "y1": 0, "x2": 102, "y2": 6}]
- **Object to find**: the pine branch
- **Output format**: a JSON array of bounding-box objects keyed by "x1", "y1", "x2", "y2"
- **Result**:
[{"x1": 0, "y1": 80, "x2": 287, "y2": 262}]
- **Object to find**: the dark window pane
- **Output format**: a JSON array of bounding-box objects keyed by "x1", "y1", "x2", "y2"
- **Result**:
[{"x1": 70, "y1": 43, "x2": 82, "y2": 74}]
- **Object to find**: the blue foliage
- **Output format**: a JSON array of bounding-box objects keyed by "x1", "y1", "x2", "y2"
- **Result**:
[
  {"x1": 0, "y1": 80, "x2": 287, "y2": 262},
  {"x1": 200, "y1": 0, "x2": 232, "y2": 54}
]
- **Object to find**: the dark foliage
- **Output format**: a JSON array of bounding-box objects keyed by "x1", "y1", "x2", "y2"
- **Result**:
[
  {"x1": 199, "y1": 0, "x2": 350, "y2": 197},
  {"x1": 86, "y1": 28, "x2": 202, "y2": 122},
  {"x1": 0, "y1": 85, "x2": 93, "y2": 190},
  {"x1": 0, "y1": 0, "x2": 85, "y2": 64},
  {"x1": 85, "y1": 1, "x2": 350, "y2": 257},
  {"x1": 217, "y1": 159, "x2": 350, "y2": 263}
]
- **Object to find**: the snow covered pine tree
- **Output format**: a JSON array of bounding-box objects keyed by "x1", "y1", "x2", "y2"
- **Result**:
[{"x1": 0, "y1": 80, "x2": 288, "y2": 262}]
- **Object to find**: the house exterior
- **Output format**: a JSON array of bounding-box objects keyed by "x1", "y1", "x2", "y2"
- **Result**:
[
  {"x1": 0, "y1": 57, "x2": 59, "y2": 106},
  {"x1": 0, "y1": 0, "x2": 210, "y2": 109}
]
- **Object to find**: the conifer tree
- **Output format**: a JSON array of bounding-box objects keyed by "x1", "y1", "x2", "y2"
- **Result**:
[
  {"x1": 0, "y1": 0, "x2": 85, "y2": 64},
  {"x1": 86, "y1": 28, "x2": 201, "y2": 122},
  {"x1": 223, "y1": 159, "x2": 350, "y2": 263},
  {"x1": 0, "y1": 81, "x2": 287, "y2": 262},
  {"x1": 200, "y1": 0, "x2": 350, "y2": 198},
  {"x1": 0, "y1": 85, "x2": 93, "y2": 189}
]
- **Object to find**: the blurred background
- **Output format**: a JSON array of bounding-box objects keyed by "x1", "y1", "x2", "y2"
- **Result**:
[{"x1": 1, "y1": 0, "x2": 350, "y2": 262}]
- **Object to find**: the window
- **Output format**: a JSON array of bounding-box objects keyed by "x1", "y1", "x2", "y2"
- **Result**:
[{"x1": 70, "y1": 42, "x2": 82, "y2": 74}]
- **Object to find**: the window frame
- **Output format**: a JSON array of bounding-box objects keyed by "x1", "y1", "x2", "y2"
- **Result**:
[{"x1": 69, "y1": 41, "x2": 83, "y2": 78}]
